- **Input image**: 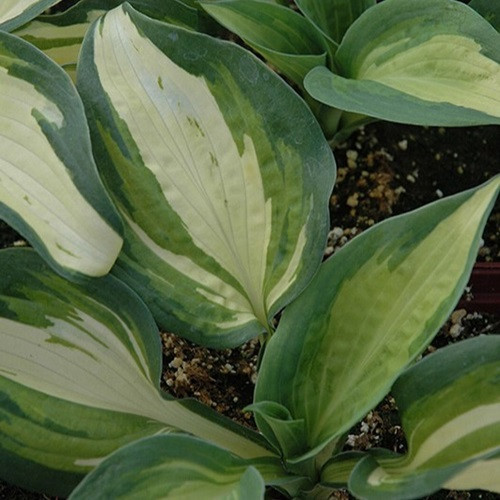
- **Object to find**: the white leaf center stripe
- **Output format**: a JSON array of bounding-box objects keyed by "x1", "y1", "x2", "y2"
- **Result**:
[
  {"x1": 404, "y1": 404, "x2": 500, "y2": 470},
  {"x1": 0, "y1": 279, "x2": 274, "y2": 459},
  {"x1": 367, "y1": 404, "x2": 500, "y2": 486},
  {"x1": 0, "y1": 64, "x2": 122, "y2": 275},
  {"x1": 0, "y1": 314, "x2": 167, "y2": 418},
  {"x1": 93, "y1": 9, "x2": 296, "y2": 326},
  {"x1": 359, "y1": 35, "x2": 500, "y2": 117}
]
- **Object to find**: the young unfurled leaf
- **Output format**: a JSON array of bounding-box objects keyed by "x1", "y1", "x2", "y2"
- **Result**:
[
  {"x1": 78, "y1": 4, "x2": 334, "y2": 347},
  {"x1": 245, "y1": 401, "x2": 307, "y2": 459},
  {"x1": 69, "y1": 435, "x2": 287, "y2": 499},
  {"x1": 305, "y1": 0, "x2": 500, "y2": 127},
  {"x1": 0, "y1": 0, "x2": 60, "y2": 32},
  {"x1": 349, "y1": 335, "x2": 500, "y2": 499},
  {"x1": 12, "y1": 0, "x2": 200, "y2": 81},
  {"x1": 0, "y1": 249, "x2": 275, "y2": 496},
  {"x1": 254, "y1": 176, "x2": 499, "y2": 462},
  {"x1": 199, "y1": 0, "x2": 327, "y2": 86},
  {"x1": 0, "y1": 29, "x2": 122, "y2": 279}
]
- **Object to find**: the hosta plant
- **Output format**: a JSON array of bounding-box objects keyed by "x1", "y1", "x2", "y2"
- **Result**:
[
  {"x1": 199, "y1": 0, "x2": 500, "y2": 141},
  {"x1": 0, "y1": 2, "x2": 499, "y2": 499}
]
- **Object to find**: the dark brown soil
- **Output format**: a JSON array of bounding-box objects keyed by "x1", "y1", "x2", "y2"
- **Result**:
[{"x1": 327, "y1": 122, "x2": 499, "y2": 260}]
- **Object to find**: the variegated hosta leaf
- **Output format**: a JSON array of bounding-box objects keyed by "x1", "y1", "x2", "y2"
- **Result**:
[
  {"x1": 470, "y1": 0, "x2": 499, "y2": 31},
  {"x1": 254, "y1": 176, "x2": 500, "y2": 462},
  {"x1": 0, "y1": 29, "x2": 122, "y2": 279},
  {"x1": 349, "y1": 336, "x2": 500, "y2": 499},
  {"x1": 444, "y1": 453, "x2": 500, "y2": 494},
  {"x1": 295, "y1": 0, "x2": 375, "y2": 46},
  {"x1": 0, "y1": 375, "x2": 169, "y2": 497},
  {"x1": 320, "y1": 451, "x2": 366, "y2": 488},
  {"x1": 0, "y1": 249, "x2": 275, "y2": 495},
  {"x1": 0, "y1": 0, "x2": 59, "y2": 32},
  {"x1": 199, "y1": 0, "x2": 327, "y2": 86},
  {"x1": 304, "y1": 0, "x2": 500, "y2": 127},
  {"x1": 69, "y1": 435, "x2": 287, "y2": 499},
  {"x1": 12, "y1": 0, "x2": 200, "y2": 82},
  {"x1": 77, "y1": 4, "x2": 335, "y2": 347}
]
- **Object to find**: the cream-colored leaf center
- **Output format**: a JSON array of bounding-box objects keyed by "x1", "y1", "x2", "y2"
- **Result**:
[
  {"x1": 405, "y1": 404, "x2": 500, "y2": 469},
  {"x1": 359, "y1": 35, "x2": 500, "y2": 117},
  {"x1": 94, "y1": 9, "x2": 274, "y2": 323},
  {"x1": 0, "y1": 0, "x2": 40, "y2": 24},
  {"x1": 444, "y1": 458, "x2": 500, "y2": 493},
  {"x1": 0, "y1": 313, "x2": 273, "y2": 458},
  {"x1": 0, "y1": 66, "x2": 122, "y2": 275},
  {"x1": 14, "y1": 10, "x2": 106, "y2": 78}
]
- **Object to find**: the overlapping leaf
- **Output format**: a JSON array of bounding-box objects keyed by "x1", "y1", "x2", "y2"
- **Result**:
[
  {"x1": 305, "y1": 0, "x2": 500, "y2": 127},
  {"x1": 349, "y1": 336, "x2": 500, "y2": 498},
  {"x1": 470, "y1": 0, "x2": 499, "y2": 31},
  {"x1": 321, "y1": 451, "x2": 366, "y2": 488},
  {"x1": 0, "y1": 249, "x2": 275, "y2": 495},
  {"x1": 78, "y1": 4, "x2": 334, "y2": 347},
  {"x1": 254, "y1": 176, "x2": 500, "y2": 462},
  {"x1": 12, "y1": 0, "x2": 200, "y2": 81},
  {"x1": 295, "y1": 0, "x2": 375, "y2": 46},
  {"x1": 199, "y1": 0, "x2": 327, "y2": 86},
  {"x1": 0, "y1": 0, "x2": 59, "y2": 32},
  {"x1": 69, "y1": 435, "x2": 287, "y2": 499},
  {"x1": 444, "y1": 454, "x2": 500, "y2": 494},
  {"x1": 0, "y1": 29, "x2": 122, "y2": 279}
]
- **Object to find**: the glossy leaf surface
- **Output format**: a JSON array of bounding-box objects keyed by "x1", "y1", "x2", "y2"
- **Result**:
[
  {"x1": 0, "y1": 30, "x2": 122, "y2": 279},
  {"x1": 254, "y1": 177, "x2": 500, "y2": 461},
  {"x1": 305, "y1": 0, "x2": 500, "y2": 126},
  {"x1": 349, "y1": 336, "x2": 500, "y2": 498},
  {"x1": 78, "y1": 4, "x2": 334, "y2": 347},
  {"x1": 0, "y1": 249, "x2": 274, "y2": 495}
]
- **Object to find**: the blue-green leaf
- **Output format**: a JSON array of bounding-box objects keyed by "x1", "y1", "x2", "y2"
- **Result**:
[
  {"x1": 199, "y1": 0, "x2": 327, "y2": 86},
  {"x1": 296, "y1": 0, "x2": 375, "y2": 46},
  {"x1": 305, "y1": 0, "x2": 500, "y2": 127},
  {"x1": 469, "y1": 0, "x2": 499, "y2": 31},
  {"x1": 69, "y1": 435, "x2": 284, "y2": 499}
]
